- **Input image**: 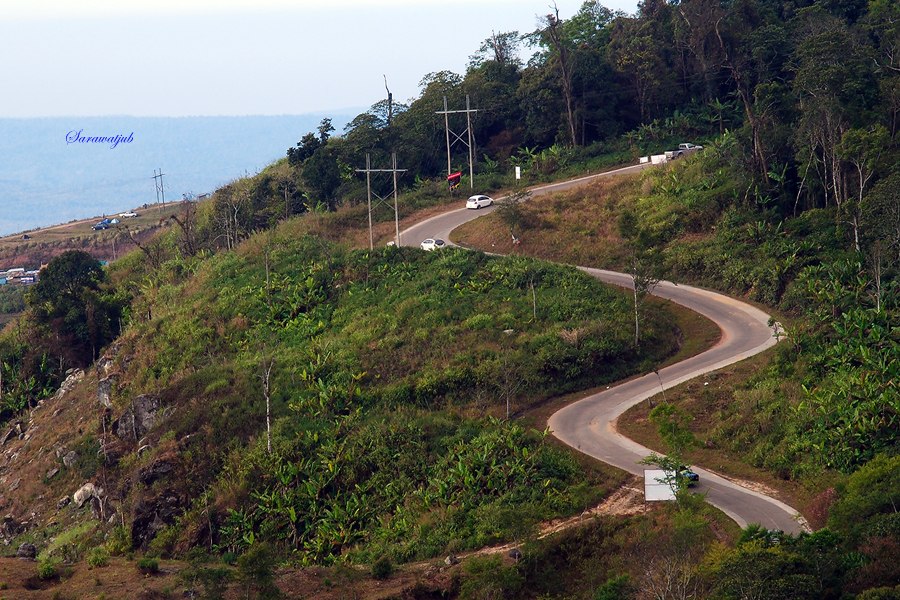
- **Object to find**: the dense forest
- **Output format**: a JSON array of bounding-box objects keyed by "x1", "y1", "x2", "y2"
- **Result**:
[{"x1": 0, "y1": 0, "x2": 896, "y2": 597}]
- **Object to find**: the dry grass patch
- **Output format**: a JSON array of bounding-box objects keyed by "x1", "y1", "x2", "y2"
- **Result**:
[{"x1": 453, "y1": 174, "x2": 643, "y2": 269}]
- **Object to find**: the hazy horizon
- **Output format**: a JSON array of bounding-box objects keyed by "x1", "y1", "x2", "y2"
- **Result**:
[{"x1": 0, "y1": 114, "x2": 354, "y2": 236}]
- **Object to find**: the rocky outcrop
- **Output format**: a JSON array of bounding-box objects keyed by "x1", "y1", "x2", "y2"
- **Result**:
[
  {"x1": 28, "y1": 368, "x2": 84, "y2": 421},
  {"x1": 97, "y1": 377, "x2": 115, "y2": 409},
  {"x1": 1, "y1": 427, "x2": 17, "y2": 446},
  {"x1": 113, "y1": 395, "x2": 170, "y2": 442},
  {"x1": 131, "y1": 493, "x2": 182, "y2": 549},
  {"x1": 73, "y1": 482, "x2": 102, "y2": 508},
  {"x1": 62, "y1": 450, "x2": 78, "y2": 468},
  {"x1": 96, "y1": 352, "x2": 117, "y2": 379},
  {"x1": 138, "y1": 458, "x2": 176, "y2": 486},
  {"x1": 2, "y1": 515, "x2": 24, "y2": 537},
  {"x1": 50, "y1": 369, "x2": 84, "y2": 404},
  {"x1": 16, "y1": 542, "x2": 36, "y2": 560}
]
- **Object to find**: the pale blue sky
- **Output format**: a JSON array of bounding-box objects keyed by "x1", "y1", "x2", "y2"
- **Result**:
[{"x1": 0, "y1": 0, "x2": 638, "y2": 117}]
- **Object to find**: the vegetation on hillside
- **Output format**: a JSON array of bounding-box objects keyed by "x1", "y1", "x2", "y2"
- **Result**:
[
  {"x1": 0, "y1": 0, "x2": 895, "y2": 596},
  {"x1": 56, "y1": 229, "x2": 671, "y2": 566}
]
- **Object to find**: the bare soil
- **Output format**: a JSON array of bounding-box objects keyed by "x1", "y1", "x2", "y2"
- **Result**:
[{"x1": 0, "y1": 203, "x2": 178, "y2": 269}]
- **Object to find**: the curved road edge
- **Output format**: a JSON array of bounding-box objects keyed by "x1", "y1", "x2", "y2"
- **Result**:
[
  {"x1": 399, "y1": 164, "x2": 808, "y2": 534},
  {"x1": 553, "y1": 269, "x2": 806, "y2": 534}
]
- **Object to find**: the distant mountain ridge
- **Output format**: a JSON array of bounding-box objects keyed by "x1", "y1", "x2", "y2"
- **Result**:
[{"x1": 0, "y1": 114, "x2": 355, "y2": 235}]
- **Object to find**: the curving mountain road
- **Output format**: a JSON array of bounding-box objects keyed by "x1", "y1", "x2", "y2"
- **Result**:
[{"x1": 399, "y1": 164, "x2": 806, "y2": 534}]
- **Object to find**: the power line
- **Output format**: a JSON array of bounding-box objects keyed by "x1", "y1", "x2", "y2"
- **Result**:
[
  {"x1": 152, "y1": 168, "x2": 166, "y2": 207},
  {"x1": 436, "y1": 95, "x2": 479, "y2": 191},
  {"x1": 355, "y1": 152, "x2": 407, "y2": 249}
]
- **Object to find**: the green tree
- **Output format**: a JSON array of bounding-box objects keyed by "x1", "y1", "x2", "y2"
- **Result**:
[
  {"x1": 649, "y1": 402, "x2": 696, "y2": 455},
  {"x1": 711, "y1": 539, "x2": 818, "y2": 600},
  {"x1": 236, "y1": 542, "x2": 281, "y2": 599},
  {"x1": 287, "y1": 118, "x2": 334, "y2": 166},
  {"x1": 27, "y1": 250, "x2": 122, "y2": 366},
  {"x1": 495, "y1": 189, "x2": 532, "y2": 241},
  {"x1": 301, "y1": 146, "x2": 343, "y2": 211},
  {"x1": 828, "y1": 454, "x2": 900, "y2": 540},
  {"x1": 608, "y1": 14, "x2": 670, "y2": 124},
  {"x1": 837, "y1": 125, "x2": 890, "y2": 251},
  {"x1": 618, "y1": 209, "x2": 665, "y2": 346}
]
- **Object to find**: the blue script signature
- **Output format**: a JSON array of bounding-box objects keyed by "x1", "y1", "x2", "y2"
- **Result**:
[{"x1": 66, "y1": 129, "x2": 134, "y2": 149}]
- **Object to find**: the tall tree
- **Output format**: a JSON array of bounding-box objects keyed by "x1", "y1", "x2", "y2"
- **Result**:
[
  {"x1": 27, "y1": 251, "x2": 122, "y2": 366},
  {"x1": 534, "y1": 5, "x2": 579, "y2": 146},
  {"x1": 618, "y1": 209, "x2": 665, "y2": 347},
  {"x1": 792, "y1": 8, "x2": 879, "y2": 212}
]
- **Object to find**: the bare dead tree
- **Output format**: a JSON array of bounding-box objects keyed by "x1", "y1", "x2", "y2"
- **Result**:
[
  {"x1": 261, "y1": 357, "x2": 275, "y2": 454},
  {"x1": 124, "y1": 226, "x2": 166, "y2": 268},
  {"x1": 543, "y1": 4, "x2": 578, "y2": 147},
  {"x1": 168, "y1": 201, "x2": 198, "y2": 257}
]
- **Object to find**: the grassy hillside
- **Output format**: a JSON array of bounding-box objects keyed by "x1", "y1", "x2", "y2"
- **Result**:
[
  {"x1": 0, "y1": 211, "x2": 687, "y2": 580},
  {"x1": 452, "y1": 137, "x2": 899, "y2": 596}
]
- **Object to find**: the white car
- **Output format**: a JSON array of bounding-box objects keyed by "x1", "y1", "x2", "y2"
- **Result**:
[
  {"x1": 466, "y1": 194, "x2": 494, "y2": 209},
  {"x1": 119, "y1": 212, "x2": 138, "y2": 218},
  {"x1": 420, "y1": 238, "x2": 446, "y2": 251}
]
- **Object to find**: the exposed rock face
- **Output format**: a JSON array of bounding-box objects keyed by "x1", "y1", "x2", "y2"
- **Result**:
[
  {"x1": 57, "y1": 496, "x2": 71, "y2": 509},
  {"x1": 16, "y1": 542, "x2": 36, "y2": 560},
  {"x1": 131, "y1": 494, "x2": 182, "y2": 549},
  {"x1": 62, "y1": 450, "x2": 78, "y2": 468},
  {"x1": 138, "y1": 459, "x2": 175, "y2": 486},
  {"x1": 2, "y1": 515, "x2": 24, "y2": 537},
  {"x1": 0, "y1": 428, "x2": 15, "y2": 446},
  {"x1": 52, "y1": 369, "x2": 84, "y2": 402},
  {"x1": 114, "y1": 395, "x2": 169, "y2": 442},
  {"x1": 73, "y1": 482, "x2": 102, "y2": 508},
  {"x1": 97, "y1": 377, "x2": 115, "y2": 409},
  {"x1": 96, "y1": 352, "x2": 117, "y2": 378}
]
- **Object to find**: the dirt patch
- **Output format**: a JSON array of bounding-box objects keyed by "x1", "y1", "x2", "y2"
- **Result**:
[
  {"x1": 466, "y1": 476, "x2": 649, "y2": 560},
  {"x1": 0, "y1": 203, "x2": 176, "y2": 268}
]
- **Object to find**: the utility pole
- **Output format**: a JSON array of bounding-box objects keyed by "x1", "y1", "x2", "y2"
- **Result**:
[
  {"x1": 355, "y1": 152, "x2": 406, "y2": 249},
  {"x1": 152, "y1": 169, "x2": 166, "y2": 207},
  {"x1": 436, "y1": 95, "x2": 478, "y2": 190}
]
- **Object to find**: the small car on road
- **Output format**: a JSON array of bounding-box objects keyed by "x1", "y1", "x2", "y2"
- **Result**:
[
  {"x1": 466, "y1": 194, "x2": 494, "y2": 209},
  {"x1": 119, "y1": 211, "x2": 138, "y2": 218},
  {"x1": 420, "y1": 238, "x2": 446, "y2": 251},
  {"x1": 677, "y1": 466, "x2": 700, "y2": 487}
]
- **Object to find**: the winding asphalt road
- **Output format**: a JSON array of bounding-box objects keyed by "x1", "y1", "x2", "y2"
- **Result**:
[{"x1": 399, "y1": 164, "x2": 806, "y2": 534}]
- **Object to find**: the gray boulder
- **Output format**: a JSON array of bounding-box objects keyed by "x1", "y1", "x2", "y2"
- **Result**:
[
  {"x1": 16, "y1": 542, "x2": 36, "y2": 560},
  {"x1": 73, "y1": 482, "x2": 102, "y2": 508},
  {"x1": 62, "y1": 451, "x2": 78, "y2": 468},
  {"x1": 97, "y1": 377, "x2": 114, "y2": 408},
  {"x1": 114, "y1": 395, "x2": 168, "y2": 441}
]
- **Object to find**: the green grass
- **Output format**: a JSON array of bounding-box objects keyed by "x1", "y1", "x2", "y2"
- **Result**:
[{"x1": 99, "y1": 225, "x2": 681, "y2": 565}]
